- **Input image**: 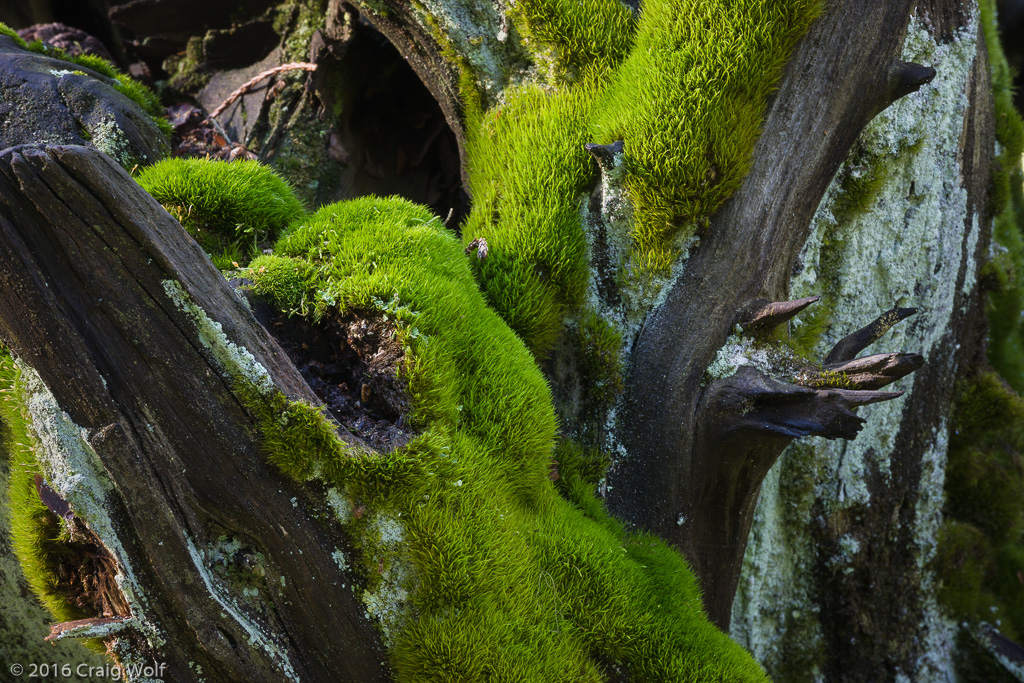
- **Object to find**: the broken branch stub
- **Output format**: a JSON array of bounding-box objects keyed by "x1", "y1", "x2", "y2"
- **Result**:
[
  {"x1": 736, "y1": 295, "x2": 821, "y2": 332},
  {"x1": 813, "y1": 351, "x2": 925, "y2": 389},
  {"x1": 887, "y1": 60, "x2": 937, "y2": 106},
  {"x1": 0, "y1": 145, "x2": 386, "y2": 681},
  {"x1": 826, "y1": 305, "x2": 918, "y2": 364},
  {"x1": 585, "y1": 139, "x2": 624, "y2": 174},
  {"x1": 681, "y1": 301, "x2": 923, "y2": 630}
]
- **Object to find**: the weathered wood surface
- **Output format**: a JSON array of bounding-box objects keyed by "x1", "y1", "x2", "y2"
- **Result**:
[
  {"x1": 608, "y1": 0, "x2": 993, "y2": 662},
  {"x1": 0, "y1": 34, "x2": 166, "y2": 166},
  {"x1": 0, "y1": 145, "x2": 387, "y2": 681}
]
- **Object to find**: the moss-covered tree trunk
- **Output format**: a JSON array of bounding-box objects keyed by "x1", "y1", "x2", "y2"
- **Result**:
[
  {"x1": 1, "y1": 0, "x2": 1020, "y2": 680},
  {"x1": 347, "y1": 0, "x2": 1006, "y2": 679}
]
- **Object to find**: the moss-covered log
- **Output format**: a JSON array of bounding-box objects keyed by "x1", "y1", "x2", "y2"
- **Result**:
[
  {"x1": 0, "y1": 144, "x2": 387, "y2": 681},
  {"x1": 1, "y1": 0, "x2": 1019, "y2": 678}
]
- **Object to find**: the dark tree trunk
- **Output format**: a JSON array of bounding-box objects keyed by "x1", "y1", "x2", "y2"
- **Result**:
[{"x1": 608, "y1": 0, "x2": 993, "y2": 633}]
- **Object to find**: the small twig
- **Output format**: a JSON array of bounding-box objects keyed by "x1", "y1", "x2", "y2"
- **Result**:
[
  {"x1": 206, "y1": 116, "x2": 233, "y2": 146},
  {"x1": 46, "y1": 616, "x2": 134, "y2": 642},
  {"x1": 206, "y1": 62, "x2": 317, "y2": 122}
]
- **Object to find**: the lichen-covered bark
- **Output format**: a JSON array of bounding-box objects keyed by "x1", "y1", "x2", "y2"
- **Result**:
[{"x1": 730, "y1": 6, "x2": 995, "y2": 680}]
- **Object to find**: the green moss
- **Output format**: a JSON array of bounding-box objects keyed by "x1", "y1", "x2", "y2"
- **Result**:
[
  {"x1": 137, "y1": 158, "x2": 307, "y2": 268},
  {"x1": 0, "y1": 23, "x2": 25, "y2": 46},
  {"x1": 572, "y1": 309, "x2": 624, "y2": 415},
  {"x1": 1, "y1": 352, "x2": 104, "y2": 656},
  {"x1": 235, "y1": 194, "x2": 769, "y2": 680},
  {"x1": 552, "y1": 438, "x2": 610, "y2": 502},
  {"x1": 933, "y1": 520, "x2": 994, "y2": 621},
  {"x1": 979, "y1": 0, "x2": 1024, "y2": 392},
  {"x1": 936, "y1": 372, "x2": 1024, "y2": 641},
  {"x1": 0, "y1": 22, "x2": 172, "y2": 138},
  {"x1": 458, "y1": 1, "x2": 820, "y2": 356},
  {"x1": 511, "y1": 0, "x2": 635, "y2": 81},
  {"x1": 463, "y1": 81, "x2": 598, "y2": 355},
  {"x1": 591, "y1": 0, "x2": 821, "y2": 271}
]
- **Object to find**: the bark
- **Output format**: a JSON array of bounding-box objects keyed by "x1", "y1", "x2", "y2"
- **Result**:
[
  {"x1": 608, "y1": 0, "x2": 991, "y2": 638},
  {"x1": 0, "y1": 0, "x2": 1003, "y2": 679},
  {"x1": 0, "y1": 144, "x2": 387, "y2": 681}
]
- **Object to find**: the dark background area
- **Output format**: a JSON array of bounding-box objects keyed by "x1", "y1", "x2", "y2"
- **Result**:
[{"x1": 4, "y1": 0, "x2": 1024, "y2": 112}]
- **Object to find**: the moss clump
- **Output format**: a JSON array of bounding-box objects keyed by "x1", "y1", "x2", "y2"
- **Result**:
[
  {"x1": 137, "y1": 158, "x2": 307, "y2": 269},
  {"x1": 463, "y1": 81, "x2": 599, "y2": 355},
  {"x1": 511, "y1": 0, "x2": 635, "y2": 81},
  {"x1": 979, "y1": 0, "x2": 1024, "y2": 391},
  {"x1": 460, "y1": 0, "x2": 821, "y2": 356},
  {"x1": 0, "y1": 22, "x2": 172, "y2": 138},
  {"x1": 240, "y1": 194, "x2": 767, "y2": 680},
  {"x1": 572, "y1": 309, "x2": 624, "y2": 413},
  {"x1": 591, "y1": 0, "x2": 821, "y2": 271},
  {"x1": 934, "y1": 372, "x2": 1024, "y2": 641}
]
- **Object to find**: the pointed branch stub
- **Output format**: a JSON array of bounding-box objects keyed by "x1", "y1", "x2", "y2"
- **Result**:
[
  {"x1": 818, "y1": 351, "x2": 925, "y2": 389},
  {"x1": 585, "y1": 139, "x2": 624, "y2": 173},
  {"x1": 737, "y1": 294, "x2": 820, "y2": 332},
  {"x1": 887, "y1": 60, "x2": 936, "y2": 106},
  {"x1": 826, "y1": 306, "x2": 917, "y2": 364},
  {"x1": 828, "y1": 387, "x2": 904, "y2": 407}
]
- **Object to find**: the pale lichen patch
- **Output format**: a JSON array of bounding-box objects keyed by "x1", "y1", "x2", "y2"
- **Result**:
[
  {"x1": 89, "y1": 117, "x2": 146, "y2": 170},
  {"x1": 184, "y1": 536, "x2": 299, "y2": 682},
  {"x1": 359, "y1": 513, "x2": 414, "y2": 645},
  {"x1": 161, "y1": 279, "x2": 276, "y2": 397}
]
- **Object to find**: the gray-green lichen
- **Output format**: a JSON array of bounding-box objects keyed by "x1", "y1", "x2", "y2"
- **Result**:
[
  {"x1": 88, "y1": 117, "x2": 144, "y2": 170},
  {"x1": 396, "y1": 0, "x2": 529, "y2": 105},
  {"x1": 703, "y1": 333, "x2": 802, "y2": 385},
  {"x1": 161, "y1": 280, "x2": 276, "y2": 398},
  {"x1": 732, "y1": 9, "x2": 981, "y2": 677},
  {"x1": 359, "y1": 513, "x2": 414, "y2": 646},
  {"x1": 184, "y1": 536, "x2": 298, "y2": 682}
]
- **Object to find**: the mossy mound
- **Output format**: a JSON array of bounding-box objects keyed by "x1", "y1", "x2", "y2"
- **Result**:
[
  {"x1": 463, "y1": 81, "x2": 598, "y2": 355},
  {"x1": 244, "y1": 195, "x2": 767, "y2": 681},
  {"x1": 935, "y1": 372, "x2": 1024, "y2": 641},
  {"x1": 137, "y1": 158, "x2": 307, "y2": 269},
  {"x1": 460, "y1": 0, "x2": 821, "y2": 355},
  {"x1": 979, "y1": 0, "x2": 1024, "y2": 391},
  {"x1": 0, "y1": 22, "x2": 171, "y2": 138}
]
